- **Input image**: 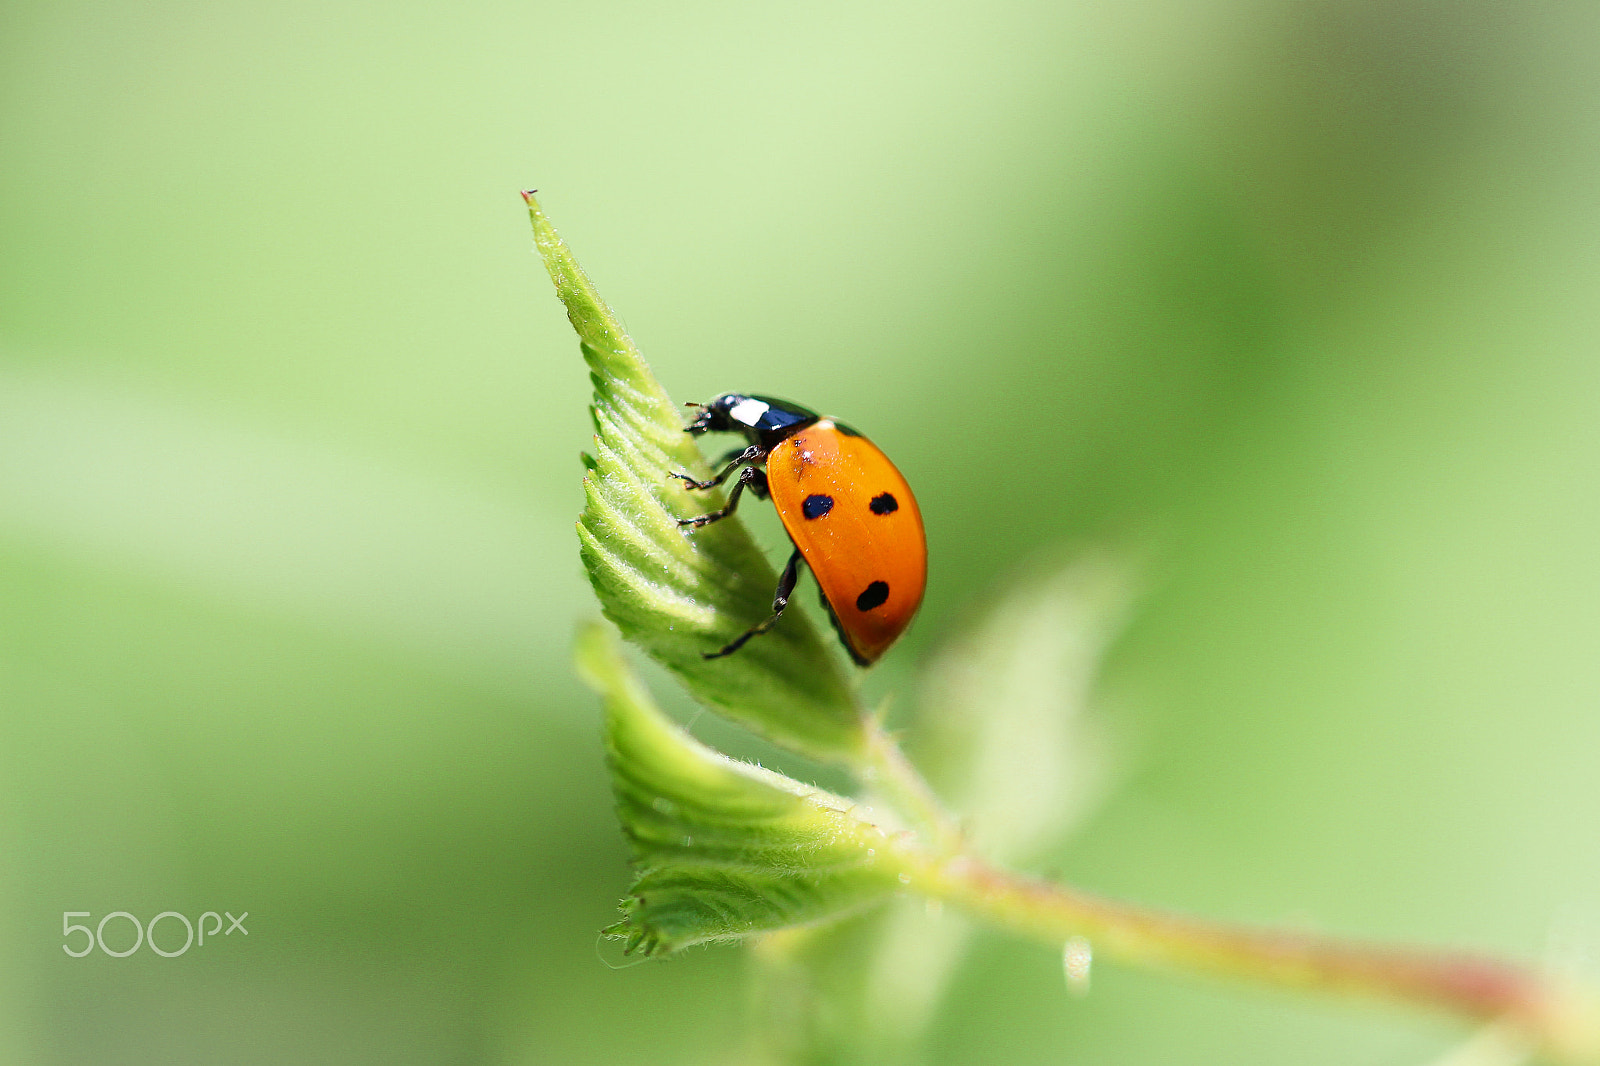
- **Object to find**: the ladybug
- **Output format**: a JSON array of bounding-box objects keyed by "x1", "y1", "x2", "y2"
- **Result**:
[{"x1": 671, "y1": 393, "x2": 926, "y2": 665}]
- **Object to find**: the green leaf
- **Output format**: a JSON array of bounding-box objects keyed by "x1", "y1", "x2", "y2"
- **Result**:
[
  {"x1": 832, "y1": 555, "x2": 1133, "y2": 1062},
  {"x1": 526, "y1": 192, "x2": 867, "y2": 764},
  {"x1": 914, "y1": 553, "x2": 1130, "y2": 863},
  {"x1": 576, "y1": 623, "x2": 907, "y2": 956}
]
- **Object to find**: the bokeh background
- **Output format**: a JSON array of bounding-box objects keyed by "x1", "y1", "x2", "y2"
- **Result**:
[{"x1": 5, "y1": 1, "x2": 1600, "y2": 1062}]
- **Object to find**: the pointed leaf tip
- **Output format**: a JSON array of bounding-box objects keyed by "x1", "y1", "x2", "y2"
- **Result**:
[{"x1": 531, "y1": 201, "x2": 867, "y2": 763}]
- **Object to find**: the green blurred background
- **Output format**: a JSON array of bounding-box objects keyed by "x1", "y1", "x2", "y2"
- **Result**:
[{"x1": 4, "y1": 0, "x2": 1600, "y2": 1062}]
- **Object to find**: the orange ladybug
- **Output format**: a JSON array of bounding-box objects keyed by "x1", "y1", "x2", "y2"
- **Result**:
[{"x1": 671, "y1": 393, "x2": 926, "y2": 665}]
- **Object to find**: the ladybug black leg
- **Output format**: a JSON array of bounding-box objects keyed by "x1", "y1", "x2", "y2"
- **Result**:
[
  {"x1": 746, "y1": 467, "x2": 770, "y2": 501},
  {"x1": 669, "y1": 445, "x2": 764, "y2": 492},
  {"x1": 704, "y1": 547, "x2": 804, "y2": 659},
  {"x1": 678, "y1": 466, "x2": 768, "y2": 528}
]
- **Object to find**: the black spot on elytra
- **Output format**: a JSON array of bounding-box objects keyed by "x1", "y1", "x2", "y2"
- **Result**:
[
  {"x1": 869, "y1": 492, "x2": 898, "y2": 515},
  {"x1": 802, "y1": 494, "x2": 834, "y2": 519},
  {"x1": 855, "y1": 580, "x2": 889, "y2": 612}
]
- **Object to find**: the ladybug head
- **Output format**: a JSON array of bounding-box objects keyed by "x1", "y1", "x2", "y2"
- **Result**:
[
  {"x1": 684, "y1": 393, "x2": 822, "y2": 446},
  {"x1": 683, "y1": 393, "x2": 757, "y2": 435}
]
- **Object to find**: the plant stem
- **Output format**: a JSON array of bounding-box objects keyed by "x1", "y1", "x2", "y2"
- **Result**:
[
  {"x1": 858, "y1": 723, "x2": 1599, "y2": 1060},
  {"x1": 905, "y1": 851, "x2": 1600, "y2": 1063}
]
